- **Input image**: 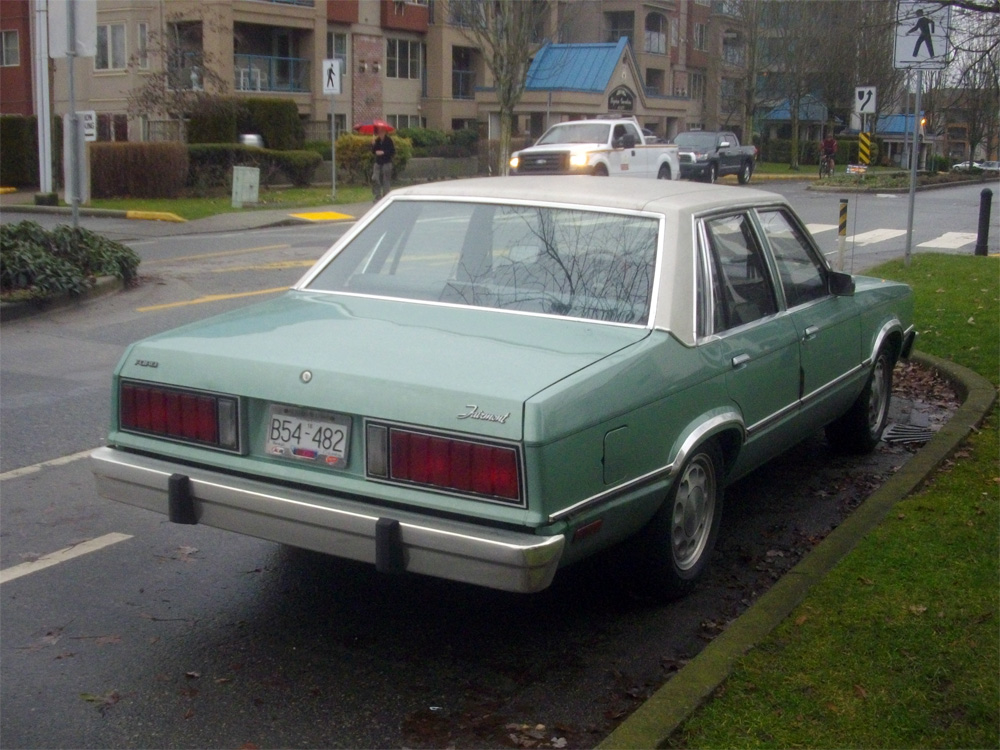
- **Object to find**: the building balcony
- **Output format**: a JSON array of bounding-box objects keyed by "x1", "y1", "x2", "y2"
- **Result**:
[{"x1": 234, "y1": 53, "x2": 310, "y2": 93}]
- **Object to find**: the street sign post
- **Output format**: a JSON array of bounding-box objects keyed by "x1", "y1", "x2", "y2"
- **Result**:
[{"x1": 323, "y1": 59, "x2": 342, "y2": 199}]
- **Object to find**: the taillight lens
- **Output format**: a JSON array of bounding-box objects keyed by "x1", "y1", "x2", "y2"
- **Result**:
[
  {"x1": 119, "y1": 381, "x2": 240, "y2": 452},
  {"x1": 366, "y1": 423, "x2": 522, "y2": 505}
]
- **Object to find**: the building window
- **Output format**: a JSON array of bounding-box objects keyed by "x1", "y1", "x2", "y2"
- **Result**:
[
  {"x1": 2, "y1": 29, "x2": 19, "y2": 66},
  {"x1": 644, "y1": 13, "x2": 666, "y2": 55},
  {"x1": 96, "y1": 23, "x2": 126, "y2": 70},
  {"x1": 452, "y1": 46, "x2": 475, "y2": 99},
  {"x1": 137, "y1": 23, "x2": 148, "y2": 69},
  {"x1": 690, "y1": 71, "x2": 706, "y2": 102},
  {"x1": 645, "y1": 68, "x2": 665, "y2": 96},
  {"x1": 387, "y1": 38, "x2": 421, "y2": 79},
  {"x1": 606, "y1": 12, "x2": 633, "y2": 44},
  {"x1": 327, "y1": 31, "x2": 348, "y2": 79},
  {"x1": 388, "y1": 114, "x2": 423, "y2": 129},
  {"x1": 693, "y1": 23, "x2": 708, "y2": 52}
]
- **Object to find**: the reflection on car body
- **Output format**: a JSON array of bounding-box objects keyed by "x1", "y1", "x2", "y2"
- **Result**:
[{"x1": 92, "y1": 177, "x2": 915, "y2": 600}]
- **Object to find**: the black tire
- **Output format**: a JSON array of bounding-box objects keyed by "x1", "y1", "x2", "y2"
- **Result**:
[
  {"x1": 593, "y1": 163, "x2": 609, "y2": 176},
  {"x1": 826, "y1": 347, "x2": 894, "y2": 454},
  {"x1": 737, "y1": 160, "x2": 753, "y2": 184},
  {"x1": 630, "y1": 441, "x2": 724, "y2": 601},
  {"x1": 657, "y1": 163, "x2": 672, "y2": 180},
  {"x1": 706, "y1": 163, "x2": 717, "y2": 183}
]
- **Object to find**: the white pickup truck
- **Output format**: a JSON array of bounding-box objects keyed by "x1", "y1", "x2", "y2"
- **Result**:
[{"x1": 510, "y1": 118, "x2": 680, "y2": 180}]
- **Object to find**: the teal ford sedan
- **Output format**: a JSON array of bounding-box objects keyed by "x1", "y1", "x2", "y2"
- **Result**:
[{"x1": 92, "y1": 178, "x2": 915, "y2": 599}]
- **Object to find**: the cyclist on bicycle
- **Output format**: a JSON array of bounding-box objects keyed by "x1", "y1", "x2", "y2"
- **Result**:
[{"x1": 821, "y1": 132, "x2": 837, "y2": 175}]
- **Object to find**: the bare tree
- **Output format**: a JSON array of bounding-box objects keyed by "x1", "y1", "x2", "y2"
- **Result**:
[
  {"x1": 447, "y1": 0, "x2": 552, "y2": 175},
  {"x1": 948, "y1": 7, "x2": 1000, "y2": 159},
  {"x1": 126, "y1": 9, "x2": 231, "y2": 138}
]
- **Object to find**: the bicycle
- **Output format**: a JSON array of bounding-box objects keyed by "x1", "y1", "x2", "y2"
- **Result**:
[{"x1": 819, "y1": 154, "x2": 835, "y2": 178}]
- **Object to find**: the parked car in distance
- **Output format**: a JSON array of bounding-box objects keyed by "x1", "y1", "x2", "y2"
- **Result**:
[
  {"x1": 979, "y1": 160, "x2": 999, "y2": 172},
  {"x1": 951, "y1": 160, "x2": 982, "y2": 171},
  {"x1": 675, "y1": 130, "x2": 758, "y2": 184},
  {"x1": 92, "y1": 177, "x2": 915, "y2": 600},
  {"x1": 509, "y1": 117, "x2": 680, "y2": 180}
]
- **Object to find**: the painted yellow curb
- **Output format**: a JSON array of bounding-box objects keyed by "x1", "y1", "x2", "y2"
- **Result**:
[
  {"x1": 290, "y1": 211, "x2": 355, "y2": 222},
  {"x1": 124, "y1": 210, "x2": 186, "y2": 222},
  {"x1": 0, "y1": 187, "x2": 17, "y2": 194}
]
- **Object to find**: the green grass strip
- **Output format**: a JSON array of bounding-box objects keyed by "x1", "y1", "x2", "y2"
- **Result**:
[{"x1": 649, "y1": 254, "x2": 999, "y2": 749}]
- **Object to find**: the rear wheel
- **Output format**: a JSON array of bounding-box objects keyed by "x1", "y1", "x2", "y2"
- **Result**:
[
  {"x1": 826, "y1": 346, "x2": 894, "y2": 454},
  {"x1": 630, "y1": 442, "x2": 724, "y2": 601},
  {"x1": 657, "y1": 163, "x2": 672, "y2": 180}
]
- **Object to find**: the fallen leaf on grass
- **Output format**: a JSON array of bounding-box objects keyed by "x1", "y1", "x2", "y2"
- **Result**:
[
  {"x1": 854, "y1": 684, "x2": 868, "y2": 699},
  {"x1": 909, "y1": 604, "x2": 928, "y2": 615}
]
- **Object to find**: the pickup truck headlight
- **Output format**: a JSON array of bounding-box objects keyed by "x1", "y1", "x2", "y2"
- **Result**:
[
  {"x1": 569, "y1": 151, "x2": 590, "y2": 168},
  {"x1": 509, "y1": 156, "x2": 520, "y2": 169}
]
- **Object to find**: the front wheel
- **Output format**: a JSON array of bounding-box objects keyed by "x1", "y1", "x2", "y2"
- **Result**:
[
  {"x1": 826, "y1": 347, "x2": 894, "y2": 454},
  {"x1": 630, "y1": 442, "x2": 724, "y2": 601},
  {"x1": 738, "y1": 160, "x2": 753, "y2": 184},
  {"x1": 592, "y1": 163, "x2": 609, "y2": 176},
  {"x1": 706, "y1": 163, "x2": 718, "y2": 183}
]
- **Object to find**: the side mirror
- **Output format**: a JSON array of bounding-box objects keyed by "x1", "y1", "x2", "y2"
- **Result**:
[
  {"x1": 830, "y1": 271, "x2": 855, "y2": 296},
  {"x1": 718, "y1": 140, "x2": 731, "y2": 149}
]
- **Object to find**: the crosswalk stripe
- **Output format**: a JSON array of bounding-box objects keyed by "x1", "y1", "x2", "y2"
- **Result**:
[
  {"x1": 918, "y1": 232, "x2": 978, "y2": 249},
  {"x1": 846, "y1": 229, "x2": 907, "y2": 245}
]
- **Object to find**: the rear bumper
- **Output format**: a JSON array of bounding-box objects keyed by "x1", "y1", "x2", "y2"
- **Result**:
[{"x1": 91, "y1": 447, "x2": 565, "y2": 593}]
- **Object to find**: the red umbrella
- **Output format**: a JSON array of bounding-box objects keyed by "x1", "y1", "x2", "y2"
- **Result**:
[{"x1": 353, "y1": 119, "x2": 395, "y2": 135}]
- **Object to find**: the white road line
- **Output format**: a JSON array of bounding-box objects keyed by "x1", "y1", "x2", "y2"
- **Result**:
[
  {"x1": 0, "y1": 449, "x2": 95, "y2": 482},
  {"x1": 846, "y1": 228, "x2": 907, "y2": 245},
  {"x1": 806, "y1": 223, "x2": 838, "y2": 235},
  {"x1": 918, "y1": 232, "x2": 978, "y2": 249},
  {"x1": 0, "y1": 533, "x2": 132, "y2": 585}
]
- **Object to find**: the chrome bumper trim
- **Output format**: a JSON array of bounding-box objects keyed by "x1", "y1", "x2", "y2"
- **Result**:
[{"x1": 91, "y1": 447, "x2": 564, "y2": 594}]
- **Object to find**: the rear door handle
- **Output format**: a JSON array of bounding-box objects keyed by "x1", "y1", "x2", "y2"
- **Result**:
[{"x1": 802, "y1": 325, "x2": 820, "y2": 341}]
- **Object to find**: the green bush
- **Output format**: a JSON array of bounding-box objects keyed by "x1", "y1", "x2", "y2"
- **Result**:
[
  {"x1": 0, "y1": 115, "x2": 62, "y2": 188},
  {"x1": 187, "y1": 144, "x2": 320, "y2": 189},
  {"x1": 335, "y1": 134, "x2": 411, "y2": 184},
  {"x1": 0, "y1": 221, "x2": 140, "y2": 298},
  {"x1": 186, "y1": 97, "x2": 242, "y2": 145},
  {"x1": 398, "y1": 127, "x2": 448, "y2": 157},
  {"x1": 304, "y1": 139, "x2": 332, "y2": 161},
  {"x1": 186, "y1": 96, "x2": 304, "y2": 150},
  {"x1": 91, "y1": 142, "x2": 189, "y2": 199}
]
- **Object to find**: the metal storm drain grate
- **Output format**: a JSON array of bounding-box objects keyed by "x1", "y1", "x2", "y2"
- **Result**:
[{"x1": 883, "y1": 423, "x2": 935, "y2": 444}]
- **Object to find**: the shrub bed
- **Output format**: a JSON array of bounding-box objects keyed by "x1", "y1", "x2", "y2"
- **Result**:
[{"x1": 0, "y1": 221, "x2": 140, "y2": 300}]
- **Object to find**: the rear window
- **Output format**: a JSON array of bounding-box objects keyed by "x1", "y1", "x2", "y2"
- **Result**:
[{"x1": 306, "y1": 200, "x2": 660, "y2": 325}]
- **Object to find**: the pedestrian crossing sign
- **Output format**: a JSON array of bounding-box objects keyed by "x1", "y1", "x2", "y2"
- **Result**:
[{"x1": 894, "y1": 0, "x2": 951, "y2": 70}]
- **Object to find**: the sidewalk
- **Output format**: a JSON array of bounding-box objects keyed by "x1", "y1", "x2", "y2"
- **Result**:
[{"x1": 0, "y1": 187, "x2": 375, "y2": 237}]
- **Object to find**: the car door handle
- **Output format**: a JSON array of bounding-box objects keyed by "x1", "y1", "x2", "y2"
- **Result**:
[
  {"x1": 802, "y1": 325, "x2": 820, "y2": 341},
  {"x1": 731, "y1": 353, "x2": 751, "y2": 368}
]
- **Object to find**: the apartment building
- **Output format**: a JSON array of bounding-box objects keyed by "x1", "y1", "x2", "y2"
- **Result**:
[{"x1": 1, "y1": 0, "x2": 748, "y2": 144}]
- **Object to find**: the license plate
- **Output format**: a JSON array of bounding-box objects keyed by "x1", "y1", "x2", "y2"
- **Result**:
[{"x1": 265, "y1": 405, "x2": 351, "y2": 468}]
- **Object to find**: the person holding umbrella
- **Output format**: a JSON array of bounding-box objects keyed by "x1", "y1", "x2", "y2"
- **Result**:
[{"x1": 370, "y1": 122, "x2": 395, "y2": 200}]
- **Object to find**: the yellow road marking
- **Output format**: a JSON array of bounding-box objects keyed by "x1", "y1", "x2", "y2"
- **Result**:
[
  {"x1": 290, "y1": 211, "x2": 355, "y2": 221},
  {"x1": 137, "y1": 286, "x2": 288, "y2": 312},
  {"x1": 210, "y1": 259, "x2": 317, "y2": 273},
  {"x1": 143, "y1": 244, "x2": 290, "y2": 265}
]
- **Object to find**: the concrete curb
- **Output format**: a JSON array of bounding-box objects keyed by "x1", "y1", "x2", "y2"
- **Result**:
[
  {"x1": 0, "y1": 204, "x2": 185, "y2": 222},
  {"x1": 0, "y1": 276, "x2": 123, "y2": 323},
  {"x1": 598, "y1": 351, "x2": 997, "y2": 749}
]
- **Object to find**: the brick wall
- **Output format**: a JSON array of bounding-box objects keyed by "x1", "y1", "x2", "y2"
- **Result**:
[{"x1": 352, "y1": 35, "x2": 384, "y2": 125}]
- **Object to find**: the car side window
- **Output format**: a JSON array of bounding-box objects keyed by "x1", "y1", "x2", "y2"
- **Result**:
[
  {"x1": 757, "y1": 209, "x2": 828, "y2": 308},
  {"x1": 702, "y1": 213, "x2": 778, "y2": 333}
]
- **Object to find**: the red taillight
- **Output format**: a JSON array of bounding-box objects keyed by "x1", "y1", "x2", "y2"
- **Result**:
[
  {"x1": 380, "y1": 426, "x2": 521, "y2": 504},
  {"x1": 119, "y1": 381, "x2": 237, "y2": 451}
]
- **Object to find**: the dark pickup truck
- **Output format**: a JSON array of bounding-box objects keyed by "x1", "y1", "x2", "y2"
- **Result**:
[{"x1": 675, "y1": 131, "x2": 757, "y2": 184}]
